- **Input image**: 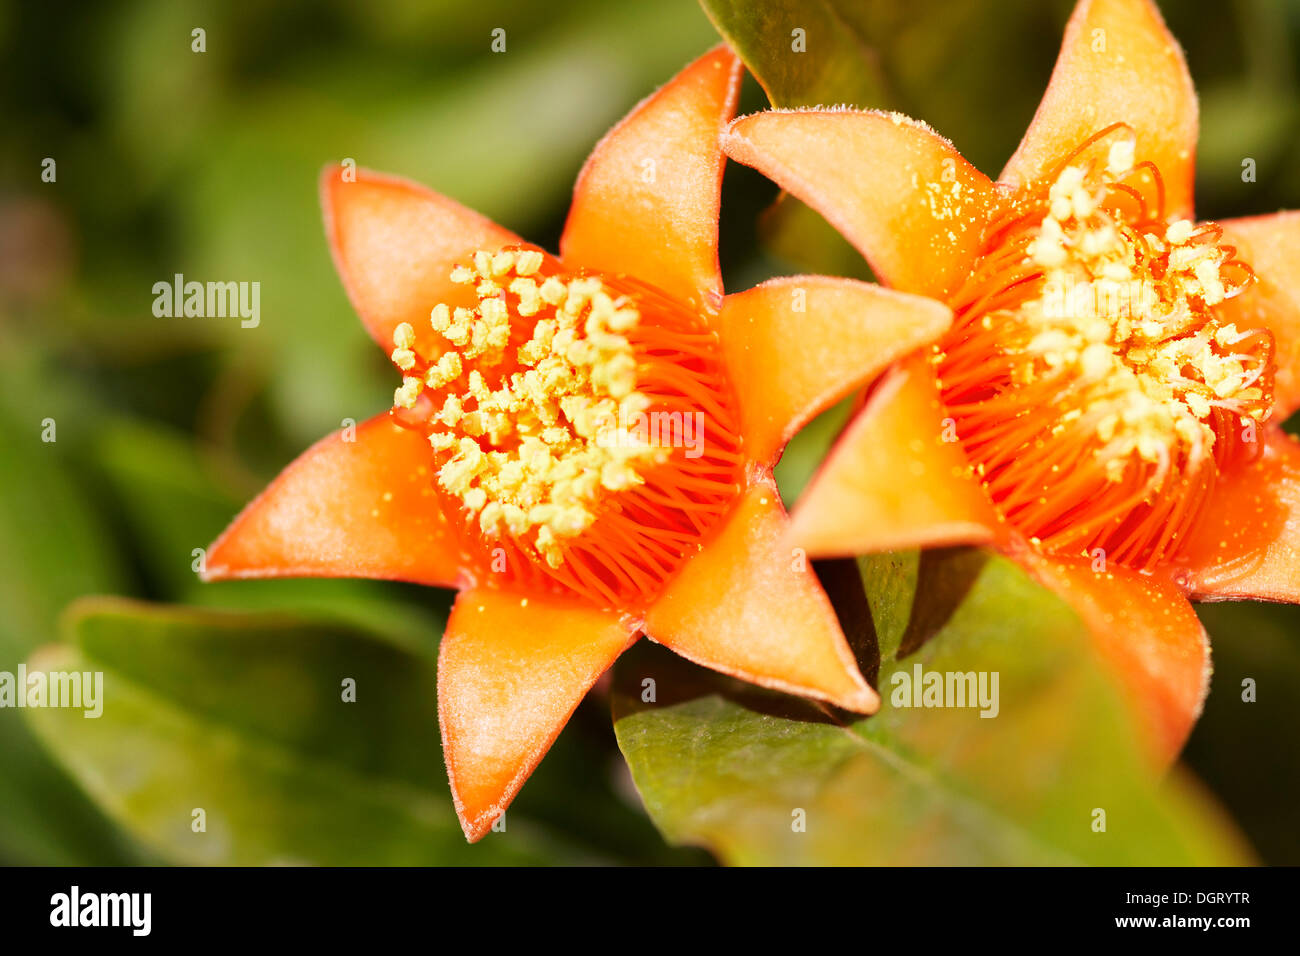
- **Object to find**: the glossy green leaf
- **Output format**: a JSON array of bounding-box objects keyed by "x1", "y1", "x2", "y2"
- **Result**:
[
  {"x1": 613, "y1": 549, "x2": 1251, "y2": 865},
  {"x1": 24, "y1": 599, "x2": 595, "y2": 865}
]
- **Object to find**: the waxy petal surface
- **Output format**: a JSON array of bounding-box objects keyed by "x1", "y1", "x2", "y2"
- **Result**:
[
  {"x1": 321, "y1": 166, "x2": 530, "y2": 356},
  {"x1": 1026, "y1": 554, "x2": 1209, "y2": 763},
  {"x1": 561, "y1": 46, "x2": 741, "y2": 314},
  {"x1": 723, "y1": 109, "x2": 1002, "y2": 299},
  {"x1": 1216, "y1": 212, "x2": 1300, "y2": 417},
  {"x1": 439, "y1": 588, "x2": 640, "y2": 841},
  {"x1": 205, "y1": 414, "x2": 462, "y2": 588},
  {"x1": 1180, "y1": 431, "x2": 1300, "y2": 603},
  {"x1": 790, "y1": 357, "x2": 1000, "y2": 557},
  {"x1": 718, "y1": 276, "x2": 952, "y2": 465},
  {"x1": 644, "y1": 480, "x2": 878, "y2": 713},
  {"x1": 999, "y1": 0, "x2": 1198, "y2": 218}
]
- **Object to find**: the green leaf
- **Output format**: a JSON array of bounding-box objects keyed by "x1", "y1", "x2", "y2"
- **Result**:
[
  {"x1": 757, "y1": 195, "x2": 875, "y2": 281},
  {"x1": 698, "y1": 0, "x2": 888, "y2": 288},
  {"x1": 0, "y1": 405, "x2": 125, "y2": 667},
  {"x1": 613, "y1": 549, "x2": 1251, "y2": 865},
  {"x1": 700, "y1": 0, "x2": 1071, "y2": 277},
  {"x1": 699, "y1": 0, "x2": 888, "y2": 109},
  {"x1": 770, "y1": 397, "x2": 854, "y2": 506},
  {"x1": 0, "y1": 402, "x2": 140, "y2": 865},
  {"x1": 702, "y1": 0, "x2": 1064, "y2": 165},
  {"x1": 24, "y1": 599, "x2": 594, "y2": 865}
]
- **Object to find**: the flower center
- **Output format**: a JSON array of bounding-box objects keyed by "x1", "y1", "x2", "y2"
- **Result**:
[
  {"x1": 939, "y1": 126, "x2": 1274, "y2": 570},
  {"x1": 389, "y1": 247, "x2": 743, "y2": 607}
]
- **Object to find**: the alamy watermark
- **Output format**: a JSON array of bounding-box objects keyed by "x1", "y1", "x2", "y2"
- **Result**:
[
  {"x1": 0, "y1": 665, "x2": 103, "y2": 718},
  {"x1": 50, "y1": 886, "x2": 150, "y2": 936},
  {"x1": 890, "y1": 663, "x2": 999, "y2": 718},
  {"x1": 152, "y1": 273, "x2": 260, "y2": 328},
  {"x1": 595, "y1": 409, "x2": 706, "y2": 458}
]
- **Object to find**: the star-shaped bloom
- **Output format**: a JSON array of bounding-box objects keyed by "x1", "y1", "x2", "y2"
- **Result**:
[
  {"x1": 203, "y1": 47, "x2": 952, "y2": 839},
  {"x1": 722, "y1": 0, "x2": 1300, "y2": 760}
]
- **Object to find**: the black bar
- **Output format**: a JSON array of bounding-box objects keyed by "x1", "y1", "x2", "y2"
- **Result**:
[{"x1": 0, "y1": 865, "x2": 1289, "y2": 942}]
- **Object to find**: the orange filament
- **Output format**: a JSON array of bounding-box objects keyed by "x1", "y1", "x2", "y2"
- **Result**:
[
  {"x1": 391, "y1": 250, "x2": 743, "y2": 610},
  {"x1": 939, "y1": 125, "x2": 1274, "y2": 571}
]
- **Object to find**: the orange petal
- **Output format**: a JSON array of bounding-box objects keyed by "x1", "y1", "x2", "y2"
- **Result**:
[
  {"x1": 205, "y1": 414, "x2": 463, "y2": 588},
  {"x1": 723, "y1": 109, "x2": 1003, "y2": 299},
  {"x1": 789, "y1": 356, "x2": 1000, "y2": 557},
  {"x1": 1216, "y1": 212, "x2": 1300, "y2": 417},
  {"x1": 438, "y1": 588, "x2": 639, "y2": 841},
  {"x1": 560, "y1": 46, "x2": 742, "y2": 313},
  {"x1": 1179, "y1": 430, "x2": 1300, "y2": 603},
  {"x1": 999, "y1": 0, "x2": 1198, "y2": 218},
  {"x1": 321, "y1": 165, "x2": 531, "y2": 355},
  {"x1": 718, "y1": 276, "x2": 952, "y2": 465},
  {"x1": 644, "y1": 478, "x2": 878, "y2": 712},
  {"x1": 1024, "y1": 553, "x2": 1209, "y2": 764}
]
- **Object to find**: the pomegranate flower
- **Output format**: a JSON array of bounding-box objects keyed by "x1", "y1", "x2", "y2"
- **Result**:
[
  {"x1": 203, "y1": 47, "x2": 953, "y2": 840},
  {"x1": 722, "y1": 0, "x2": 1300, "y2": 760}
]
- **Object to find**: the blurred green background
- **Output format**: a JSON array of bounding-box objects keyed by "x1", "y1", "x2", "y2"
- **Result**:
[{"x1": 0, "y1": 0, "x2": 1297, "y2": 865}]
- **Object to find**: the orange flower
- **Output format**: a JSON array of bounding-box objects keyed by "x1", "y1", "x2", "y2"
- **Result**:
[
  {"x1": 202, "y1": 47, "x2": 952, "y2": 840},
  {"x1": 722, "y1": 0, "x2": 1300, "y2": 762}
]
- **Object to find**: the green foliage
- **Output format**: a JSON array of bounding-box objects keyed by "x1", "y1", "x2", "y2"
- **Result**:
[
  {"x1": 614, "y1": 550, "x2": 1251, "y2": 865},
  {"x1": 0, "y1": 0, "x2": 1296, "y2": 865},
  {"x1": 25, "y1": 599, "x2": 675, "y2": 864},
  {"x1": 0, "y1": 403, "x2": 143, "y2": 864}
]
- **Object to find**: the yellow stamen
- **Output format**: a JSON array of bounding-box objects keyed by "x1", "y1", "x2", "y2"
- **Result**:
[
  {"x1": 940, "y1": 127, "x2": 1272, "y2": 570},
  {"x1": 390, "y1": 252, "x2": 673, "y2": 568}
]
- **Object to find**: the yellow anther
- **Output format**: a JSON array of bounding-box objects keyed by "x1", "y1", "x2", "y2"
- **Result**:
[
  {"x1": 500, "y1": 503, "x2": 528, "y2": 536},
  {"x1": 446, "y1": 308, "x2": 473, "y2": 345},
  {"x1": 395, "y1": 250, "x2": 675, "y2": 568},
  {"x1": 480, "y1": 297, "x2": 509, "y2": 326},
  {"x1": 515, "y1": 249, "x2": 544, "y2": 276},
  {"x1": 1165, "y1": 220, "x2": 1195, "y2": 245},
  {"x1": 510, "y1": 278, "x2": 541, "y2": 316},
  {"x1": 608, "y1": 307, "x2": 639, "y2": 332},
  {"x1": 438, "y1": 437, "x2": 484, "y2": 495},
  {"x1": 539, "y1": 277, "x2": 567, "y2": 306},
  {"x1": 437, "y1": 394, "x2": 463, "y2": 426},
  {"x1": 478, "y1": 501, "x2": 502, "y2": 534},
  {"x1": 601, "y1": 459, "x2": 641, "y2": 491},
  {"x1": 395, "y1": 376, "x2": 423, "y2": 409},
  {"x1": 1001, "y1": 161, "x2": 1269, "y2": 485},
  {"x1": 425, "y1": 351, "x2": 462, "y2": 389},
  {"x1": 1193, "y1": 258, "x2": 1226, "y2": 306},
  {"x1": 565, "y1": 338, "x2": 598, "y2": 367},
  {"x1": 1107, "y1": 138, "x2": 1135, "y2": 177},
  {"x1": 594, "y1": 353, "x2": 637, "y2": 398},
  {"x1": 394, "y1": 322, "x2": 416, "y2": 350},
  {"x1": 490, "y1": 250, "x2": 516, "y2": 276}
]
